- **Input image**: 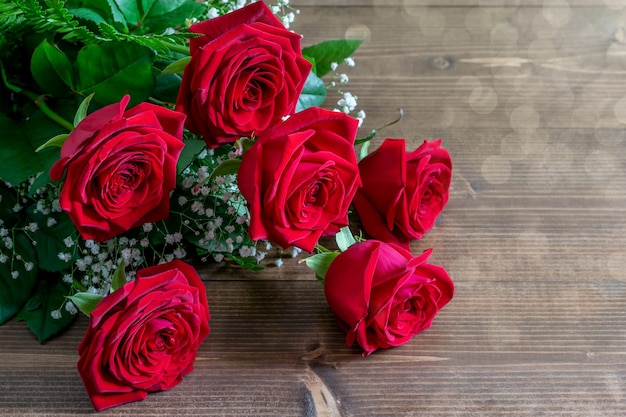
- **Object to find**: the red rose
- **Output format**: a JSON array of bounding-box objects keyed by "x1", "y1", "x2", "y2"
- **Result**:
[
  {"x1": 50, "y1": 95, "x2": 185, "y2": 242},
  {"x1": 324, "y1": 240, "x2": 453, "y2": 356},
  {"x1": 175, "y1": 1, "x2": 311, "y2": 148},
  {"x1": 353, "y1": 139, "x2": 452, "y2": 246},
  {"x1": 77, "y1": 260, "x2": 210, "y2": 411},
  {"x1": 238, "y1": 107, "x2": 361, "y2": 252}
]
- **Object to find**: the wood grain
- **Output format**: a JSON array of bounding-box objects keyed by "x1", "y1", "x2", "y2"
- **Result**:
[{"x1": 2, "y1": 1, "x2": 626, "y2": 416}]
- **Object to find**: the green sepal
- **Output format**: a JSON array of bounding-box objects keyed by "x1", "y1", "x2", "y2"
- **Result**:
[
  {"x1": 35, "y1": 133, "x2": 69, "y2": 152},
  {"x1": 67, "y1": 292, "x2": 104, "y2": 317},
  {"x1": 302, "y1": 39, "x2": 363, "y2": 77},
  {"x1": 207, "y1": 158, "x2": 241, "y2": 183},
  {"x1": 110, "y1": 260, "x2": 126, "y2": 292},
  {"x1": 359, "y1": 140, "x2": 371, "y2": 161},
  {"x1": 296, "y1": 71, "x2": 326, "y2": 112},
  {"x1": 335, "y1": 226, "x2": 356, "y2": 252},
  {"x1": 303, "y1": 252, "x2": 339, "y2": 282},
  {"x1": 74, "y1": 93, "x2": 95, "y2": 127},
  {"x1": 17, "y1": 280, "x2": 76, "y2": 343},
  {"x1": 161, "y1": 56, "x2": 191, "y2": 75}
]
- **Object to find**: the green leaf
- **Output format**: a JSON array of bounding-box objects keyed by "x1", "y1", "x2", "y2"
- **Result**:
[
  {"x1": 74, "y1": 93, "x2": 95, "y2": 127},
  {"x1": 110, "y1": 260, "x2": 126, "y2": 291},
  {"x1": 207, "y1": 159, "x2": 241, "y2": 183},
  {"x1": 17, "y1": 281, "x2": 76, "y2": 343},
  {"x1": 76, "y1": 41, "x2": 156, "y2": 107},
  {"x1": 141, "y1": 0, "x2": 204, "y2": 33},
  {"x1": 296, "y1": 71, "x2": 326, "y2": 112},
  {"x1": 67, "y1": 292, "x2": 104, "y2": 317},
  {"x1": 113, "y1": 0, "x2": 141, "y2": 26},
  {"x1": 29, "y1": 210, "x2": 77, "y2": 272},
  {"x1": 0, "y1": 232, "x2": 38, "y2": 324},
  {"x1": 335, "y1": 226, "x2": 356, "y2": 252},
  {"x1": 0, "y1": 112, "x2": 65, "y2": 185},
  {"x1": 303, "y1": 252, "x2": 339, "y2": 282},
  {"x1": 30, "y1": 39, "x2": 75, "y2": 96},
  {"x1": 225, "y1": 254, "x2": 264, "y2": 272},
  {"x1": 35, "y1": 133, "x2": 69, "y2": 152},
  {"x1": 161, "y1": 56, "x2": 190, "y2": 75},
  {"x1": 153, "y1": 72, "x2": 182, "y2": 103},
  {"x1": 302, "y1": 39, "x2": 363, "y2": 77},
  {"x1": 177, "y1": 139, "x2": 206, "y2": 175}
]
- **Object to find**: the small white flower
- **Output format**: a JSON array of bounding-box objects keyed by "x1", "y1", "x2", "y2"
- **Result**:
[
  {"x1": 140, "y1": 238, "x2": 150, "y2": 248},
  {"x1": 3, "y1": 237, "x2": 13, "y2": 250},
  {"x1": 142, "y1": 223, "x2": 154, "y2": 233},
  {"x1": 63, "y1": 274, "x2": 73, "y2": 284},
  {"x1": 23, "y1": 261, "x2": 34, "y2": 272},
  {"x1": 64, "y1": 301, "x2": 78, "y2": 315},
  {"x1": 58, "y1": 252, "x2": 71, "y2": 262},
  {"x1": 0, "y1": 228, "x2": 7, "y2": 237},
  {"x1": 191, "y1": 201, "x2": 204, "y2": 214},
  {"x1": 207, "y1": 7, "x2": 219, "y2": 18},
  {"x1": 214, "y1": 253, "x2": 224, "y2": 262},
  {"x1": 46, "y1": 217, "x2": 57, "y2": 227},
  {"x1": 11, "y1": 270, "x2": 19, "y2": 279},
  {"x1": 50, "y1": 310, "x2": 62, "y2": 320},
  {"x1": 27, "y1": 222, "x2": 38, "y2": 232},
  {"x1": 0, "y1": 253, "x2": 7, "y2": 263},
  {"x1": 214, "y1": 217, "x2": 224, "y2": 228},
  {"x1": 339, "y1": 73, "x2": 349, "y2": 84},
  {"x1": 173, "y1": 247, "x2": 186, "y2": 259},
  {"x1": 205, "y1": 208, "x2": 214, "y2": 218},
  {"x1": 344, "y1": 57, "x2": 355, "y2": 67},
  {"x1": 330, "y1": 62, "x2": 339, "y2": 71},
  {"x1": 63, "y1": 236, "x2": 74, "y2": 248},
  {"x1": 275, "y1": 258, "x2": 284, "y2": 268},
  {"x1": 182, "y1": 177, "x2": 195, "y2": 189},
  {"x1": 225, "y1": 225, "x2": 235, "y2": 233},
  {"x1": 12, "y1": 203, "x2": 22, "y2": 212},
  {"x1": 178, "y1": 196, "x2": 188, "y2": 206},
  {"x1": 235, "y1": 235, "x2": 244, "y2": 244}
]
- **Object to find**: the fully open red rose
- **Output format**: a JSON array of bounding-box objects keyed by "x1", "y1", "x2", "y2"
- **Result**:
[
  {"x1": 353, "y1": 139, "x2": 452, "y2": 246},
  {"x1": 324, "y1": 240, "x2": 453, "y2": 356},
  {"x1": 175, "y1": 1, "x2": 311, "y2": 148},
  {"x1": 238, "y1": 107, "x2": 361, "y2": 252},
  {"x1": 50, "y1": 95, "x2": 185, "y2": 242},
  {"x1": 77, "y1": 260, "x2": 210, "y2": 411}
]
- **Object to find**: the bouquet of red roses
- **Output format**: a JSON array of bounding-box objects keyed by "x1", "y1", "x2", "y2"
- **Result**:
[{"x1": 0, "y1": 0, "x2": 454, "y2": 411}]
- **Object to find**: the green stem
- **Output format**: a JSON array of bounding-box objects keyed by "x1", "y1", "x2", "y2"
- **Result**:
[
  {"x1": 0, "y1": 61, "x2": 74, "y2": 131},
  {"x1": 161, "y1": 41, "x2": 190, "y2": 55}
]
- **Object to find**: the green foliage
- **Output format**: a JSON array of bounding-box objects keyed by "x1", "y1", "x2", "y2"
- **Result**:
[
  {"x1": 28, "y1": 209, "x2": 76, "y2": 271},
  {"x1": 17, "y1": 280, "x2": 76, "y2": 343},
  {"x1": 76, "y1": 41, "x2": 156, "y2": 106},
  {"x1": 302, "y1": 39, "x2": 363, "y2": 77},
  {"x1": 0, "y1": 232, "x2": 38, "y2": 324},
  {"x1": 303, "y1": 252, "x2": 339, "y2": 282},
  {"x1": 66, "y1": 292, "x2": 104, "y2": 317},
  {"x1": 296, "y1": 71, "x2": 326, "y2": 112},
  {"x1": 335, "y1": 226, "x2": 356, "y2": 252}
]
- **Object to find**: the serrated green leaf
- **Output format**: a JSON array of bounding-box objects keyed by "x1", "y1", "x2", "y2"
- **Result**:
[
  {"x1": 335, "y1": 226, "x2": 356, "y2": 252},
  {"x1": 74, "y1": 93, "x2": 95, "y2": 127},
  {"x1": 296, "y1": 71, "x2": 326, "y2": 112},
  {"x1": 177, "y1": 139, "x2": 206, "y2": 175},
  {"x1": 67, "y1": 292, "x2": 104, "y2": 317},
  {"x1": 0, "y1": 232, "x2": 38, "y2": 324},
  {"x1": 110, "y1": 260, "x2": 126, "y2": 291},
  {"x1": 17, "y1": 281, "x2": 76, "y2": 343},
  {"x1": 35, "y1": 133, "x2": 69, "y2": 152},
  {"x1": 302, "y1": 39, "x2": 363, "y2": 77},
  {"x1": 30, "y1": 39, "x2": 75, "y2": 96},
  {"x1": 76, "y1": 41, "x2": 156, "y2": 107},
  {"x1": 303, "y1": 252, "x2": 339, "y2": 282},
  {"x1": 161, "y1": 56, "x2": 190, "y2": 75}
]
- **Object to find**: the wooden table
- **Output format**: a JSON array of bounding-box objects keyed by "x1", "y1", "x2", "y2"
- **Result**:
[{"x1": 2, "y1": 0, "x2": 626, "y2": 415}]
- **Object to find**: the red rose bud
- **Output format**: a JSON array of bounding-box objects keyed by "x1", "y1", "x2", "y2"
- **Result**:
[
  {"x1": 238, "y1": 107, "x2": 361, "y2": 252},
  {"x1": 324, "y1": 240, "x2": 453, "y2": 356},
  {"x1": 50, "y1": 95, "x2": 185, "y2": 242},
  {"x1": 353, "y1": 139, "x2": 452, "y2": 247},
  {"x1": 175, "y1": 1, "x2": 312, "y2": 148},
  {"x1": 77, "y1": 260, "x2": 210, "y2": 411}
]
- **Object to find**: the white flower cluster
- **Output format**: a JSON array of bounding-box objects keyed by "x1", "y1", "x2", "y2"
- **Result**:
[{"x1": 328, "y1": 58, "x2": 367, "y2": 127}]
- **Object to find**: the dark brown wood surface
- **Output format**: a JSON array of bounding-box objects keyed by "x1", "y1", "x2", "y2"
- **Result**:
[{"x1": 3, "y1": 1, "x2": 626, "y2": 416}]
